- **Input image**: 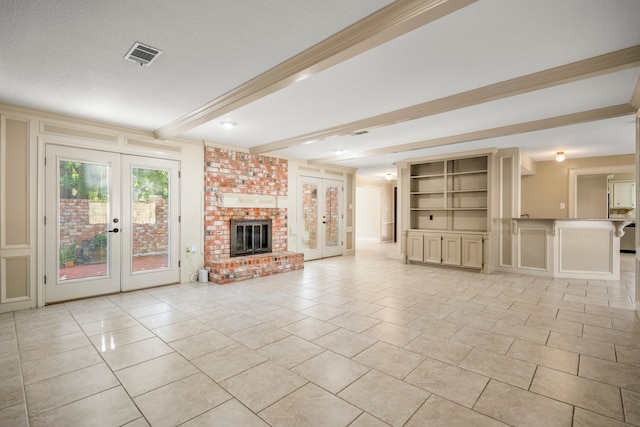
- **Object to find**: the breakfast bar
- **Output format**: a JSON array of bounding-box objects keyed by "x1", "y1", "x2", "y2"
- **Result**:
[{"x1": 510, "y1": 218, "x2": 632, "y2": 281}]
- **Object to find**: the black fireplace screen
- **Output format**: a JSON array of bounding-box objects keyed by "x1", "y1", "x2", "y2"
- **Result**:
[{"x1": 230, "y1": 219, "x2": 272, "y2": 257}]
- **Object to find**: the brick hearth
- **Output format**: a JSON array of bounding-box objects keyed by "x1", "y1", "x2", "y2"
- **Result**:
[{"x1": 209, "y1": 251, "x2": 304, "y2": 284}]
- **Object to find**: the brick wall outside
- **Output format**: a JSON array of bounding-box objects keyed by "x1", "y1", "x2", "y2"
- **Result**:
[
  {"x1": 301, "y1": 183, "x2": 339, "y2": 249},
  {"x1": 59, "y1": 199, "x2": 108, "y2": 249},
  {"x1": 326, "y1": 185, "x2": 340, "y2": 246},
  {"x1": 131, "y1": 196, "x2": 169, "y2": 256},
  {"x1": 301, "y1": 182, "x2": 318, "y2": 249},
  {"x1": 204, "y1": 147, "x2": 288, "y2": 263},
  {"x1": 59, "y1": 198, "x2": 169, "y2": 263}
]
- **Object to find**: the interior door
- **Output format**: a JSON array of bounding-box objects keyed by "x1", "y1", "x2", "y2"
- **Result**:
[
  {"x1": 45, "y1": 145, "x2": 180, "y2": 303},
  {"x1": 300, "y1": 176, "x2": 343, "y2": 261},
  {"x1": 45, "y1": 145, "x2": 121, "y2": 303}
]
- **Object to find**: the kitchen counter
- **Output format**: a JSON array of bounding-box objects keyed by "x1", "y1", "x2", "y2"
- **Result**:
[
  {"x1": 512, "y1": 218, "x2": 632, "y2": 237},
  {"x1": 508, "y1": 218, "x2": 629, "y2": 280}
]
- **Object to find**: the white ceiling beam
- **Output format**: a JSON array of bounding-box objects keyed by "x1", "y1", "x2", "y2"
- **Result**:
[
  {"x1": 307, "y1": 104, "x2": 637, "y2": 164},
  {"x1": 153, "y1": 0, "x2": 477, "y2": 140},
  {"x1": 252, "y1": 45, "x2": 640, "y2": 155}
]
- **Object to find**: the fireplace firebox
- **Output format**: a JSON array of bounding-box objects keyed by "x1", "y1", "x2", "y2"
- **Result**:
[{"x1": 230, "y1": 219, "x2": 272, "y2": 257}]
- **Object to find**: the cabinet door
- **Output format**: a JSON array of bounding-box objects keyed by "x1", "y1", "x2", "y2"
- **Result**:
[
  {"x1": 442, "y1": 235, "x2": 462, "y2": 266},
  {"x1": 613, "y1": 182, "x2": 635, "y2": 208},
  {"x1": 462, "y1": 235, "x2": 483, "y2": 269},
  {"x1": 423, "y1": 233, "x2": 442, "y2": 264},
  {"x1": 406, "y1": 233, "x2": 424, "y2": 262}
]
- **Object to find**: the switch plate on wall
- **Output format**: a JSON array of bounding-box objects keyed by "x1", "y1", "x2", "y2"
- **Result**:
[{"x1": 560, "y1": 203, "x2": 566, "y2": 209}]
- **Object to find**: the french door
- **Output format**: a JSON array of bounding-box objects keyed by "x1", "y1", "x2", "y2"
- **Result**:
[
  {"x1": 300, "y1": 176, "x2": 343, "y2": 261},
  {"x1": 45, "y1": 145, "x2": 180, "y2": 303}
]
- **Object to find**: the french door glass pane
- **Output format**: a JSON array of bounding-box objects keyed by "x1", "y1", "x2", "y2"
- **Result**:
[
  {"x1": 325, "y1": 185, "x2": 339, "y2": 248},
  {"x1": 131, "y1": 167, "x2": 169, "y2": 273},
  {"x1": 58, "y1": 160, "x2": 110, "y2": 281},
  {"x1": 302, "y1": 183, "x2": 318, "y2": 250}
]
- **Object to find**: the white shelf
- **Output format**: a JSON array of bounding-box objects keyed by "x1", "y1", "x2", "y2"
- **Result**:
[
  {"x1": 409, "y1": 155, "x2": 490, "y2": 232},
  {"x1": 411, "y1": 174, "x2": 444, "y2": 179},
  {"x1": 448, "y1": 170, "x2": 487, "y2": 176},
  {"x1": 447, "y1": 189, "x2": 488, "y2": 193}
]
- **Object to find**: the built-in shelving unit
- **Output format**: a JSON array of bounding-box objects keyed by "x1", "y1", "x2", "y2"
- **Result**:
[
  {"x1": 409, "y1": 155, "x2": 489, "y2": 232},
  {"x1": 401, "y1": 152, "x2": 494, "y2": 272}
]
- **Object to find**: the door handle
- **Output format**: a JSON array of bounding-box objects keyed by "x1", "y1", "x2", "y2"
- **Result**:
[{"x1": 108, "y1": 228, "x2": 119, "y2": 233}]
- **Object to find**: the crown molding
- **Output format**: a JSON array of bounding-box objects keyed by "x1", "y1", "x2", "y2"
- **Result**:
[
  {"x1": 153, "y1": 0, "x2": 477, "y2": 140},
  {"x1": 252, "y1": 45, "x2": 640, "y2": 155}
]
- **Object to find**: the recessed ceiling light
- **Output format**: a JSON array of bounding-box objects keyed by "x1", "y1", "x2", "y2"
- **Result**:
[
  {"x1": 221, "y1": 121, "x2": 236, "y2": 130},
  {"x1": 296, "y1": 73, "x2": 310, "y2": 83},
  {"x1": 333, "y1": 149, "x2": 344, "y2": 154}
]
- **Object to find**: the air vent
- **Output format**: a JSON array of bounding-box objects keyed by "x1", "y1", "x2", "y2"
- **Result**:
[
  {"x1": 352, "y1": 130, "x2": 369, "y2": 136},
  {"x1": 124, "y1": 42, "x2": 162, "y2": 66}
]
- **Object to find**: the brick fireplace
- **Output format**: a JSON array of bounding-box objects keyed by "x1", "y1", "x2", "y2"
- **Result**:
[{"x1": 203, "y1": 147, "x2": 303, "y2": 284}]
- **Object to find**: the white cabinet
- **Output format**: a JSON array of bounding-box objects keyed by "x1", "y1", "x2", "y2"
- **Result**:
[
  {"x1": 406, "y1": 231, "x2": 483, "y2": 270},
  {"x1": 611, "y1": 181, "x2": 635, "y2": 209},
  {"x1": 442, "y1": 235, "x2": 462, "y2": 266},
  {"x1": 423, "y1": 233, "x2": 442, "y2": 264},
  {"x1": 406, "y1": 232, "x2": 424, "y2": 262},
  {"x1": 462, "y1": 235, "x2": 484, "y2": 269}
]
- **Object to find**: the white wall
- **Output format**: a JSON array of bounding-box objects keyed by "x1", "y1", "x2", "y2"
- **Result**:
[
  {"x1": 380, "y1": 182, "x2": 396, "y2": 242},
  {"x1": 179, "y1": 142, "x2": 205, "y2": 283},
  {"x1": 356, "y1": 186, "x2": 381, "y2": 240},
  {"x1": 576, "y1": 174, "x2": 608, "y2": 219}
]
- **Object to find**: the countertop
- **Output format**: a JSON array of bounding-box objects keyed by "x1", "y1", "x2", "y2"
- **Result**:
[
  {"x1": 512, "y1": 217, "x2": 633, "y2": 222},
  {"x1": 510, "y1": 217, "x2": 633, "y2": 237}
]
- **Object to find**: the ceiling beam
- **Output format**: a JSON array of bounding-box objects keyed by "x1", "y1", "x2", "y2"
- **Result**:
[
  {"x1": 153, "y1": 0, "x2": 477, "y2": 140},
  {"x1": 251, "y1": 45, "x2": 640, "y2": 155},
  {"x1": 307, "y1": 104, "x2": 637, "y2": 164}
]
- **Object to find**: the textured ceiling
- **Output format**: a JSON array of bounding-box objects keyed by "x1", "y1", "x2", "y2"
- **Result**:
[{"x1": 1, "y1": 0, "x2": 639, "y2": 180}]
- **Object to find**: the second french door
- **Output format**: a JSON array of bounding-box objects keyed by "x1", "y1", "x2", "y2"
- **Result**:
[
  {"x1": 300, "y1": 176, "x2": 343, "y2": 261},
  {"x1": 45, "y1": 145, "x2": 180, "y2": 303}
]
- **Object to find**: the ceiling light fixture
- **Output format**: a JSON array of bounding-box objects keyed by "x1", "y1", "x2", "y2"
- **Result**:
[
  {"x1": 385, "y1": 173, "x2": 393, "y2": 181},
  {"x1": 555, "y1": 151, "x2": 566, "y2": 162},
  {"x1": 221, "y1": 121, "x2": 236, "y2": 130}
]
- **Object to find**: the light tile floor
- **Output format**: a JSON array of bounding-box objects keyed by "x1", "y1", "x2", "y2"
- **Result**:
[{"x1": 1, "y1": 243, "x2": 639, "y2": 426}]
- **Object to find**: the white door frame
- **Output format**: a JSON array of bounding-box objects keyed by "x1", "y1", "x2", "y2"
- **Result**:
[
  {"x1": 568, "y1": 164, "x2": 634, "y2": 218},
  {"x1": 44, "y1": 144, "x2": 180, "y2": 303},
  {"x1": 299, "y1": 176, "x2": 344, "y2": 261}
]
